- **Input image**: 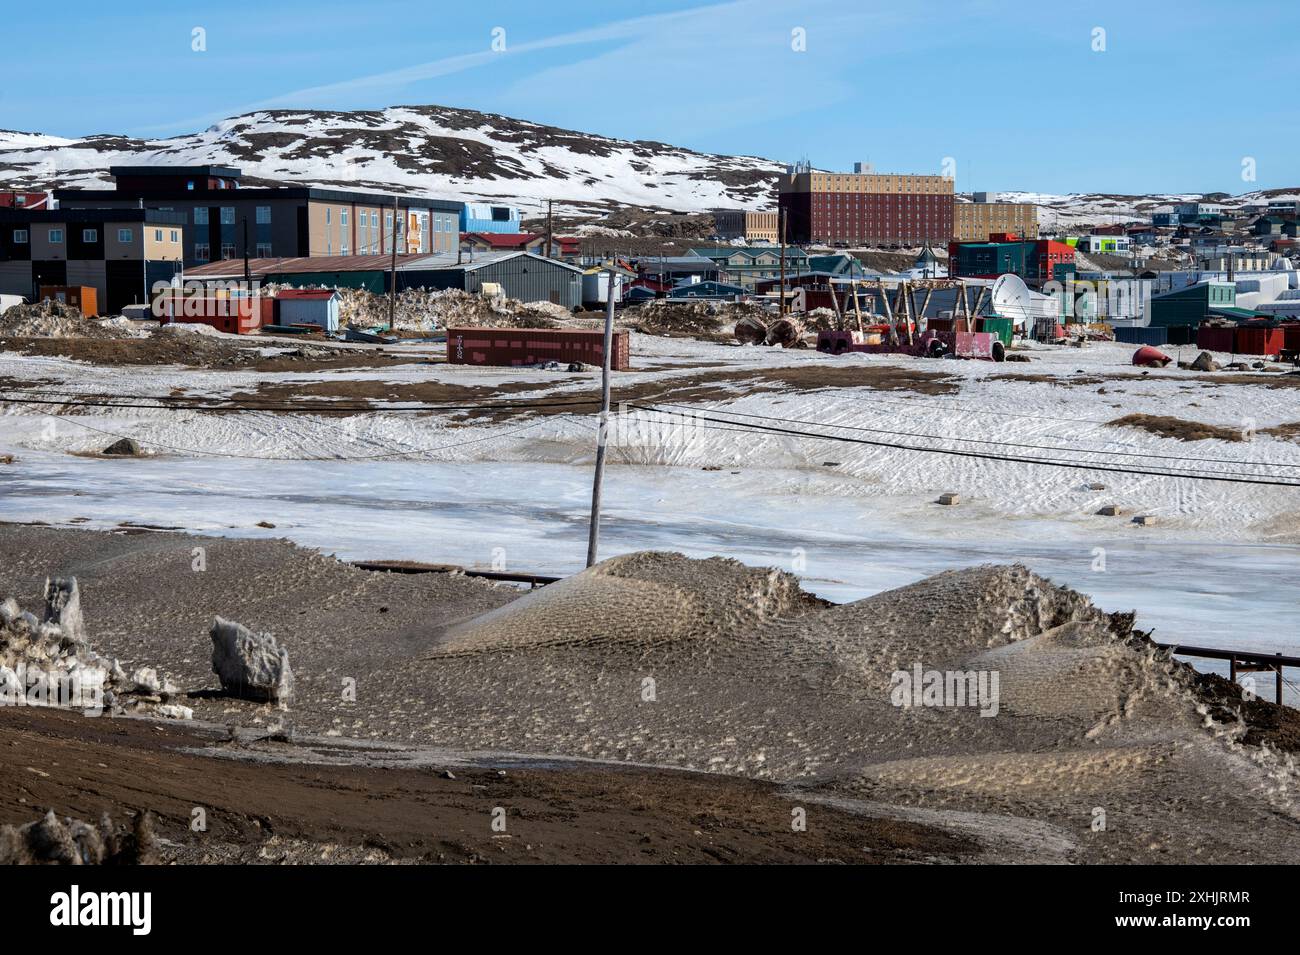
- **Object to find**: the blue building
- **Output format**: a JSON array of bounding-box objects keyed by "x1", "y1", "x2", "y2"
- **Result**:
[{"x1": 460, "y1": 202, "x2": 521, "y2": 234}]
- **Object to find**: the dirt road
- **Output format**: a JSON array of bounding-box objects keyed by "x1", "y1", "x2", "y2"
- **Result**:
[{"x1": 0, "y1": 707, "x2": 972, "y2": 864}]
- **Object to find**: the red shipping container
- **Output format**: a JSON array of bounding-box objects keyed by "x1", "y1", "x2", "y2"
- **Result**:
[
  {"x1": 1196, "y1": 325, "x2": 1236, "y2": 353},
  {"x1": 1281, "y1": 324, "x2": 1300, "y2": 353},
  {"x1": 1235, "y1": 325, "x2": 1283, "y2": 356},
  {"x1": 446, "y1": 327, "x2": 630, "y2": 370},
  {"x1": 163, "y1": 295, "x2": 268, "y2": 335}
]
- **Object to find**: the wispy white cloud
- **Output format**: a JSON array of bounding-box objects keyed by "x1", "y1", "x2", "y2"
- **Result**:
[{"x1": 137, "y1": 1, "x2": 757, "y2": 136}]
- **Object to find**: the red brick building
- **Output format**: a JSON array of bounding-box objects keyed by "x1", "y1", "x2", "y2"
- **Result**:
[{"x1": 777, "y1": 164, "x2": 953, "y2": 247}]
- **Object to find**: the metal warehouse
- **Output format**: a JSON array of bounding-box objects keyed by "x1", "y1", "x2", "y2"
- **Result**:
[
  {"x1": 186, "y1": 250, "x2": 582, "y2": 310},
  {"x1": 394, "y1": 252, "x2": 583, "y2": 309}
]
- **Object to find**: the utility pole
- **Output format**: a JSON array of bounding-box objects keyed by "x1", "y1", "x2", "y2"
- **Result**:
[
  {"x1": 545, "y1": 199, "x2": 554, "y2": 260},
  {"x1": 242, "y1": 216, "x2": 251, "y2": 289},
  {"x1": 779, "y1": 207, "x2": 787, "y2": 316},
  {"x1": 585, "y1": 265, "x2": 617, "y2": 568},
  {"x1": 388, "y1": 194, "x2": 399, "y2": 329}
]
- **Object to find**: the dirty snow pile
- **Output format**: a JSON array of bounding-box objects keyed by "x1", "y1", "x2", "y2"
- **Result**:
[
  {"x1": 210, "y1": 616, "x2": 294, "y2": 705},
  {"x1": 629, "y1": 298, "x2": 769, "y2": 336},
  {"x1": 0, "y1": 578, "x2": 190, "y2": 719},
  {"x1": 402, "y1": 553, "x2": 1300, "y2": 862},
  {"x1": 0, "y1": 300, "x2": 137, "y2": 339},
  {"x1": 337, "y1": 286, "x2": 566, "y2": 332},
  {"x1": 0, "y1": 809, "x2": 157, "y2": 865}
]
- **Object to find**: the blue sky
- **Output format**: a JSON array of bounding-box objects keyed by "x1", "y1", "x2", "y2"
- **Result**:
[{"x1": 6, "y1": 0, "x2": 1297, "y2": 194}]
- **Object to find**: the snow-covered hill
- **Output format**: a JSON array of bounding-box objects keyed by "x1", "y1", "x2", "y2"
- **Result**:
[
  {"x1": 0, "y1": 105, "x2": 782, "y2": 218},
  {"x1": 998, "y1": 189, "x2": 1300, "y2": 231},
  {"x1": 0, "y1": 104, "x2": 1295, "y2": 227}
]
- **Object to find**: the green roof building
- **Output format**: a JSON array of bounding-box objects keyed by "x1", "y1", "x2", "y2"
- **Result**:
[{"x1": 1148, "y1": 281, "x2": 1235, "y2": 327}]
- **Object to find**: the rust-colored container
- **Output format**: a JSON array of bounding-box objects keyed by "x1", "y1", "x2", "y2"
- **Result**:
[
  {"x1": 1281, "y1": 323, "x2": 1300, "y2": 353},
  {"x1": 446, "y1": 327, "x2": 630, "y2": 370},
  {"x1": 162, "y1": 295, "x2": 268, "y2": 335},
  {"x1": 1196, "y1": 325, "x2": 1236, "y2": 353},
  {"x1": 39, "y1": 285, "x2": 98, "y2": 317},
  {"x1": 1235, "y1": 324, "x2": 1284, "y2": 356}
]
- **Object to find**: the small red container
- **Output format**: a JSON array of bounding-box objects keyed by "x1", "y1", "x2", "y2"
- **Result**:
[
  {"x1": 1235, "y1": 324, "x2": 1284, "y2": 356},
  {"x1": 162, "y1": 295, "x2": 268, "y2": 335},
  {"x1": 446, "y1": 327, "x2": 630, "y2": 370},
  {"x1": 1196, "y1": 325, "x2": 1236, "y2": 353}
]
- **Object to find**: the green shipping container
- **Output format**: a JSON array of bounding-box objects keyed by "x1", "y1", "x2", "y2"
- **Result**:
[{"x1": 979, "y1": 316, "x2": 1013, "y2": 345}]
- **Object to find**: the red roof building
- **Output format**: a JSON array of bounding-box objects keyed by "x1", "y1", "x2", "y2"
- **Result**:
[
  {"x1": 0, "y1": 192, "x2": 50, "y2": 209},
  {"x1": 460, "y1": 232, "x2": 546, "y2": 253}
]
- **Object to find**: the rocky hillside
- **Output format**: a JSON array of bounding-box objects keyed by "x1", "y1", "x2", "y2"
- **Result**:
[
  {"x1": 1, "y1": 104, "x2": 1295, "y2": 229},
  {"x1": 0, "y1": 105, "x2": 782, "y2": 219}
]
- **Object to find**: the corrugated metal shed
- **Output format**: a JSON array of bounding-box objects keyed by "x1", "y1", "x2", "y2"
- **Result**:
[
  {"x1": 277, "y1": 289, "x2": 340, "y2": 333},
  {"x1": 397, "y1": 252, "x2": 582, "y2": 310}
]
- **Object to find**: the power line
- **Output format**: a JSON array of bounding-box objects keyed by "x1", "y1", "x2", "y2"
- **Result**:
[
  {"x1": 640, "y1": 400, "x2": 1300, "y2": 471},
  {"x1": 624, "y1": 403, "x2": 1300, "y2": 487},
  {"x1": 30, "y1": 409, "x2": 580, "y2": 461},
  {"x1": 0, "y1": 389, "x2": 599, "y2": 416}
]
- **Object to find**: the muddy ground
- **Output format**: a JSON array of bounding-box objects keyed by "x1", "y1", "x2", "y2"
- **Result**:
[
  {"x1": 226, "y1": 362, "x2": 960, "y2": 419},
  {"x1": 1, "y1": 707, "x2": 971, "y2": 864},
  {"x1": 3, "y1": 524, "x2": 1300, "y2": 865},
  {"x1": 0, "y1": 335, "x2": 431, "y2": 373}
]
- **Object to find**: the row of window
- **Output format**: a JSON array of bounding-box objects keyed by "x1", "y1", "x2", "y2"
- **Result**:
[
  {"x1": 191, "y1": 207, "x2": 272, "y2": 226},
  {"x1": 11, "y1": 227, "x2": 178, "y2": 244},
  {"x1": 192, "y1": 243, "x2": 273, "y2": 262}
]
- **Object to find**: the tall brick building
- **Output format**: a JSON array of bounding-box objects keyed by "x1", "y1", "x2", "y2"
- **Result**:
[
  {"x1": 953, "y1": 193, "x2": 1039, "y2": 242},
  {"x1": 777, "y1": 162, "x2": 953, "y2": 247}
]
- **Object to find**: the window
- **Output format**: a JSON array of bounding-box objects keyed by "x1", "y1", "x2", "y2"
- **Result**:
[
  {"x1": 326, "y1": 208, "x2": 331, "y2": 224},
  {"x1": 370, "y1": 212, "x2": 378, "y2": 228},
  {"x1": 255, "y1": 206, "x2": 271, "y2": 224},
  {"x1": 341, "y1": 242, "x2": 349, "y2": 255},
  {"x1": 48, "y1": 228, "x2": 64, "y2": 244},
  {"x1": 194, "y1": 207, "x2": 209, "y2": 225},
  {"x1": 220, "y1": 207, "x2": 235, "y2": 225},
  {"x1": 256, "y1": 243, "x2": 272, "y2": 257},
  {"x1": 186, "y1": 181, "x2": 195, "y2": 191},
  {"x1": 14, "y1": 196, "x2": 25, "y2": 206},
  {"x1": 82, "y1": 229, "x2": 98, "y2": 243},
  {"x1": 434, "y1": 216, "x2": 441, "y2": 233},
  {"x1": 220, "y1": 243, "x2": 235, "y2": 259},
  {"x1": 170, "y1": 230, "x2": 179, "y2": 242},
  {"x1": 13, "y1": 229, "x2": 28, "y2": 243},
  {"x1": 118, "y1": 228, "x2": 133, "y2": 243},
  {"x1": 340, "y1": 209, "x2": 348, "y2": 226},
  {"x1": 194, "y1": 243, "x2": 209, "y2": 261},
  {"x1": 154, "y1": 229, "x2": 163, "y2": 242}
]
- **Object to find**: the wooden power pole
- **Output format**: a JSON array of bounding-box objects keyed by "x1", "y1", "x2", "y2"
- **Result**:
[
  {"x1": 388, "y1": 195, "x2": 399, "y2": 328},
  {"x1": 546, "y1": 199, "x2": 554, "y2": 260},
  {"x1": 586, "y1": 266, "x2": 617, "y2": 567},
  {"x1": 779, "y1": 207, "x2": 787, "y2": 316}
]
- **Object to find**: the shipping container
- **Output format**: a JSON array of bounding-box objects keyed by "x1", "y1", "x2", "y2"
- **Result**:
[
  {"x1": 39, "y1": 285, "x2": 98, "y2": 317},
  {"x1": 1196, "y1": 325, "x2": 1236, "y2": 353},
  {"x1": 1113, "y1": 326, "x2": 1168, "y2": 346},
  {"x1": 446, "y1": 327, "x2": 630, "y2": 370},
  {"x1": 1235, "y1": 324, "x2": 1284, "y2": 356},
  {"x1": 162, "y1": 294, "x2": 269, "y2": 335},
  {"x1": 1281, "y1": 324, "x2": 1300, "y2": 353},
  {"x1": 976, "y1": 316, "x2": 1013, "y2": 345}
]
